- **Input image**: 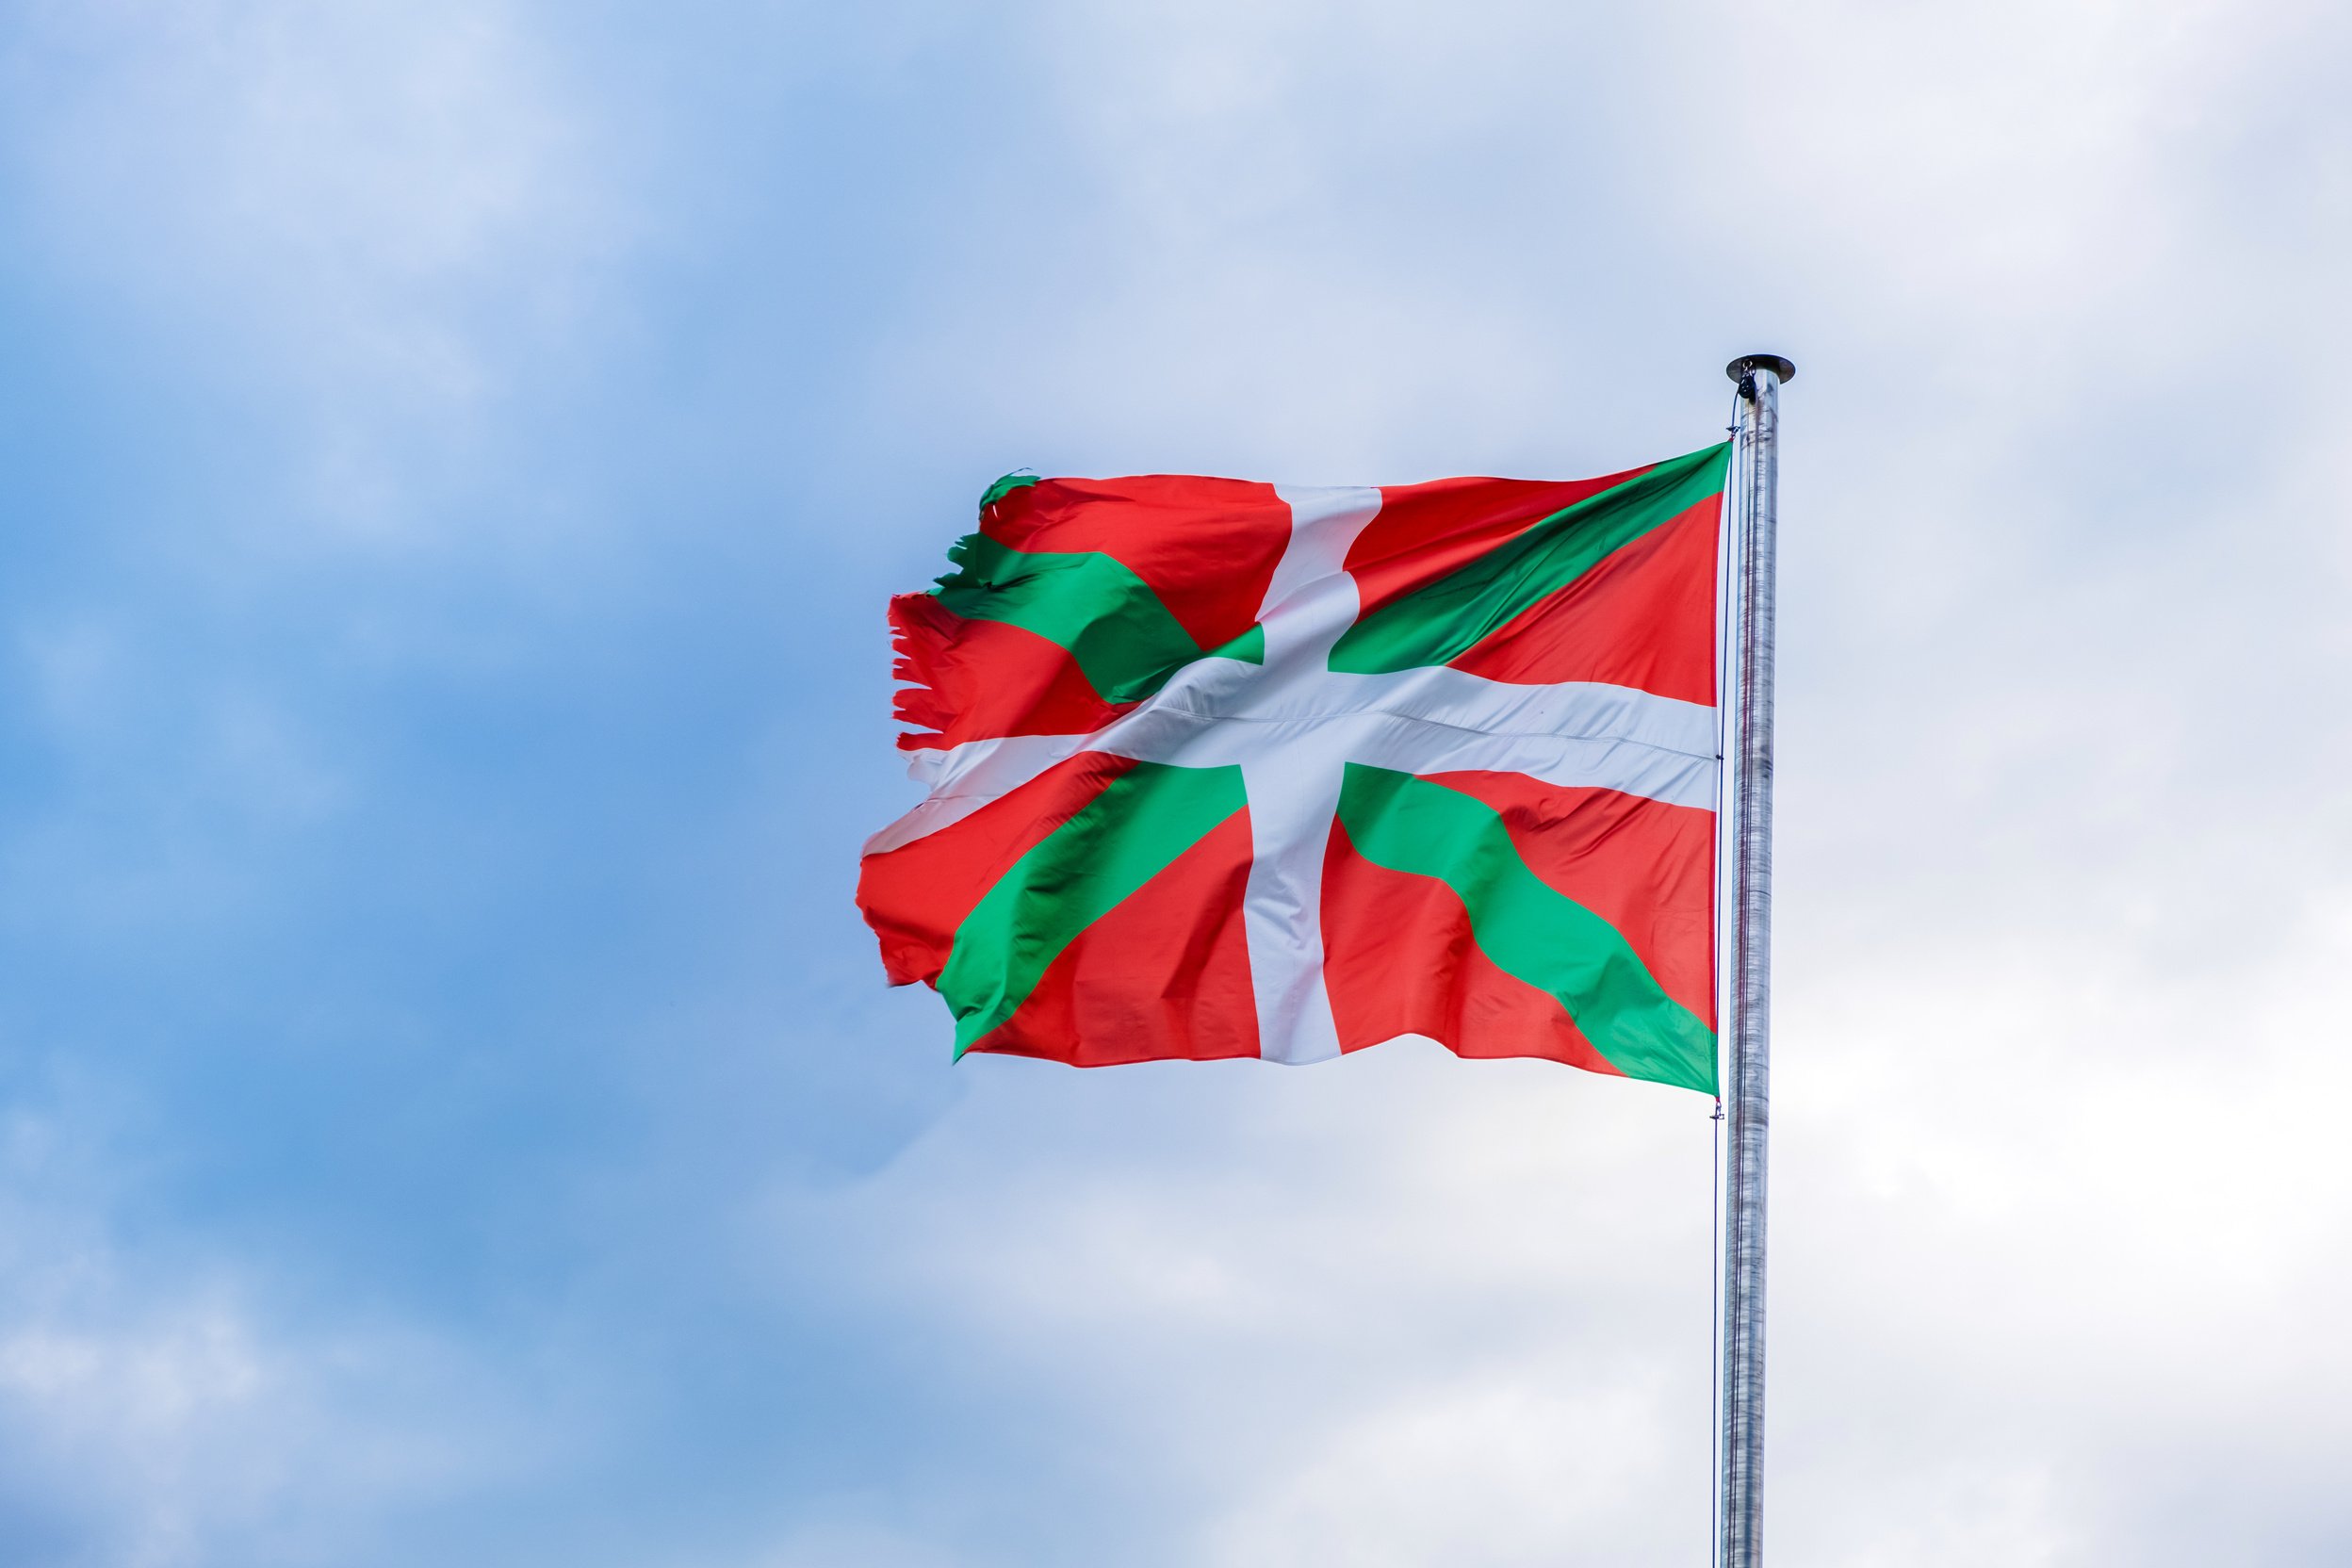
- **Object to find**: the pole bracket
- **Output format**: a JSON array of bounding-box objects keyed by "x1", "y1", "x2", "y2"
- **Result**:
[
  {"x1": 1731, "y1": 352, "x2": 1796, "y2": 385},
  {"x1": 1726, "y1": 354, "x2": 1796, "y2": 398},
  {"x1": 1726, "y1": 353, "x2": 1796, "y2": 384},
  {"x1": 1731, "y1": 354, "x2": 1796, "y2": 404}
]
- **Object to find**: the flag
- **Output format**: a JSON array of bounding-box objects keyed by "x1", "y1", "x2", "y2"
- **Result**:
[{"x1": 857, "y1": 445, "x2": 1730, "y2": 1091}]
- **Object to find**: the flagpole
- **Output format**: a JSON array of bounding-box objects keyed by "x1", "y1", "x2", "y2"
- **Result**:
[{"x1": 1720, "y1": 351, "x2": 1790, "y2": 1568}]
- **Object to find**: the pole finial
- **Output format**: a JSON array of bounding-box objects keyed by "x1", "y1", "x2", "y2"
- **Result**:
[{"x1": 1727, "y1": 353, "x2": 1795, "y2": 390}]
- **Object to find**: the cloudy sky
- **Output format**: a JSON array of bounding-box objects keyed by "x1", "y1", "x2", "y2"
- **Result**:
[{"x1": 3, "y1": 1, "x2": 2349, "y2": 1563}]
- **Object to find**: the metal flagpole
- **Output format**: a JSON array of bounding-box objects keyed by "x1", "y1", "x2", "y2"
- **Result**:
[{"x1": 1719, "y1": 351, "x2": 1790, "y2": 1568}]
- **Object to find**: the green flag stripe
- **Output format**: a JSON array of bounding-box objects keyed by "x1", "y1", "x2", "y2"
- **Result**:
[
  {"x1": 978, "y1": 472, "x2": 1041, "y2": 511},
  {"x1": 1330, "y1": 443, "x2": 1732, "y2": 675},
  {"x1": 933, "y1": 534, "x2": 1262, "y2": 704},
  {"x1": 939, "y1": 760, "x2": 1249, "y2": 1055},
  {"x1": 1335, "y1": 763, "x2": 1716, "y2": 1092}
]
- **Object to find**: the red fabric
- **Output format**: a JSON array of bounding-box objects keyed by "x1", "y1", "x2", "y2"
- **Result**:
[
  {"x1": 1446, "y1": 494, "x2": 1720, "y2": 703},
  {"x1": 1344, "y1": 466, "x2": 1653, "y2": 619},
  {"x1": 1416, "y1": 770, "x2": 1716, "y2": 1025},
  {"x1": 968, "y1": 808, "x2": 1260, "y2": 1066},
  {"x1": 858, "y1": 751, "x2": 1136, "y2": 987},
  {"x1": 982, "y1": 476, "x2": 1291, "y2": 653},
  {"x1": 1321, "y1": 824, "x2": 1623, "y2": 1071},
  {"x1": 890, "y1": 595, "x2": 1131, "y2": 752}
]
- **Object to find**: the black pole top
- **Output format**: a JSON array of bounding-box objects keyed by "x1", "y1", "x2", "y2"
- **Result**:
[{"x1": 1726, "y1": 353, "x2": 1796, "y2": 384}]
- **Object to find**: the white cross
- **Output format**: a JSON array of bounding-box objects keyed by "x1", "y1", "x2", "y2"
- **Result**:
[{"x1": 870, "y1": 485, "x2": 1720, "y2": 1063}]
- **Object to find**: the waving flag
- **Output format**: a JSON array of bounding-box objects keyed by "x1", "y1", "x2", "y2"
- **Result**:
[{"x1": 857, "y1": 446, "x2": 1730, "y2": 1091}]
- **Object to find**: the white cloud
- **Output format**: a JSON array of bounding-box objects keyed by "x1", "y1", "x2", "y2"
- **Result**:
[
  {"x1": 723, "y1": 1519, "x2": 970, "y2": 1568},
  {"x1": 1202, "y1": 1370, "x2": 1680, "y2": 1567},
  {"x1": 5, "y1": 0, "x2": 623, "y2": 533},
  {"x1": 0, "y1": 1293, "x2": 548, "y2": 1567},
  {"x1": 0, "y1": 1086, "x2": 564, "y2": 1568}
]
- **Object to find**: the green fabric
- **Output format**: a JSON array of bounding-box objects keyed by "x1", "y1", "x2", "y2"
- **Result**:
[
  {"x1": 1330, "y1": 443, "x2": 1731, "y2": 675},
  {"x1": 939, "y1": 761, "x2": 1248, "y2": 1055},
  {"x1": 1336, "y1": 763, "x2": 1716, "y2": 1092},
  {"x1": 978, "y1": 472, "x2": 1041, "y2": 512},
  {"x1": 934, "y1": 533, "x2": 1209, "y2": 703},
  {"x1": 1213, "y1": 624, "x2": 1266, "y2": 665}
]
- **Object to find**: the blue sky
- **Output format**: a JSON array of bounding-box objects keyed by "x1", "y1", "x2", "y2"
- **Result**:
[{"x1": 3, "y1": 2, "x2": 2350, "y2": 1564}]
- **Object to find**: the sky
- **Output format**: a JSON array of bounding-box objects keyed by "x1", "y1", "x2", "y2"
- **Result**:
[{"x1": 2, "y1": 1, "x2": 2350, "y2": 1563}]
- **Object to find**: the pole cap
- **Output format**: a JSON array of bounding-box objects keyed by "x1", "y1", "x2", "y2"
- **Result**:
[{"x1": 1726, "y1": 353, "x2": 1795, "y2": 385}]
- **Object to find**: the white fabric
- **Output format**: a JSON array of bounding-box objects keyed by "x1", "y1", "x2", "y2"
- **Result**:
[{"x1": 1236, "y1": 487, "x2": 1380, "y2": 1062}]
